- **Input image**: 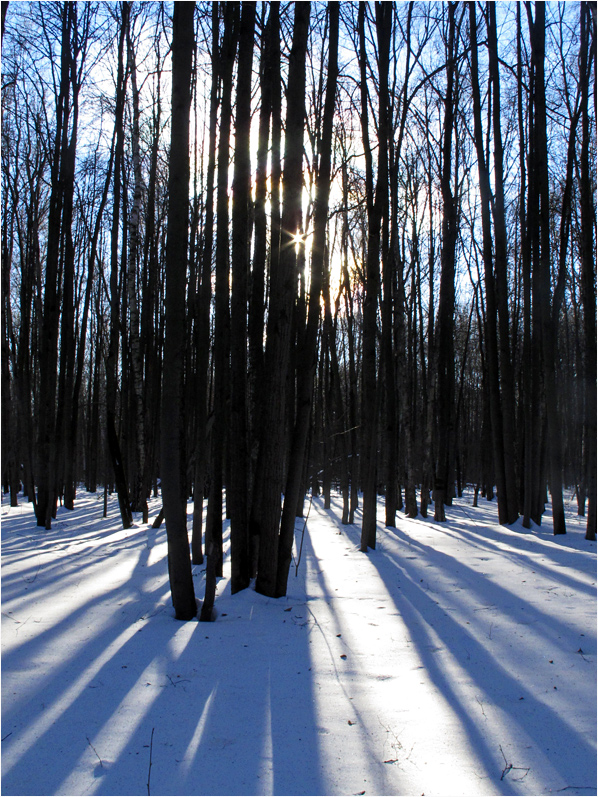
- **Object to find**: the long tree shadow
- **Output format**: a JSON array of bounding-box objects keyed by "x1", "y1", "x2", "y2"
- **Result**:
[
  {"x1": 322, "y1": 499, "x2": 596, "y2": 795},
  {"x1": 2, "y1": 499, "x2": 326, "y2": 796},
  {"x1": 296, "y1": 520, "x2": 432, "y2": 796},
  {"x1": 385, "y1": 525, "x2": 595, "y2": 644}
]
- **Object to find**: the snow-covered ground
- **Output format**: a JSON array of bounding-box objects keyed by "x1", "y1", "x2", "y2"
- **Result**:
[{"x1": 1, "y1": 488, "x2": 596, "y2": 796}]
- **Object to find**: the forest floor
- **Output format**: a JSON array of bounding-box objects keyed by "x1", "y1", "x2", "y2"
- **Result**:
[{"x1": 1, "y1": 487, "x2": 596, "y2": 797}]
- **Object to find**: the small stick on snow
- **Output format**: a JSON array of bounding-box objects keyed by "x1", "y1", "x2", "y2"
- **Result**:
[
  {"x1": 86, "y1": 736, "x2": 103, "y2": 768},
  {"x1": 499, "y1": 745, "x2": 512, "y2": 780},
  {"x1": 499, "y1": 744, "x2": 530, "y2": 781},
  {"x1": 147, "y1": 727, "x2": 155, "y2": 796},
  {"x1": 475, "y1": 695, "x2": 487, "y2": 717}
]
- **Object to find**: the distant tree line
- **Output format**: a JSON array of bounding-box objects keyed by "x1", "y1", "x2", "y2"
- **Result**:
[{"x1": 1, "y1": 1, "x2": 595, "y2": 619}]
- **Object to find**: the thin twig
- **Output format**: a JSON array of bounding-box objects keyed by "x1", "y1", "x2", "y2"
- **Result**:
[
  {"x1": 475, "y1": 695, "x2": 487, "y2": 717},
  {"x1": 499, "y1": 744, "x2": 530, "y2": 781},
  {"x1": 86, "y1": 736, "x2": 103, "y2": 768},
  {"x1": 147, "y1": 727, "x2": 154, "y2": 796},
  {"x1": 499, "y1": 744, "x2": 512, "y2": 780},
  {"x1": 577, "y1": 647, "x2": 591, "y2": 663}
]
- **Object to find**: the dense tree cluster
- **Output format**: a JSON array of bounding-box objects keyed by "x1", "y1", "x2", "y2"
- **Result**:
[{"x1": 1, "y1": 1, "x2": 595, "y2": 618}]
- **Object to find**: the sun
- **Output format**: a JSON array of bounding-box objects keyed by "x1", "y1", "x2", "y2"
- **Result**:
[{"x1": 290, "y1": 230, "x2": 305, "y2": 247}]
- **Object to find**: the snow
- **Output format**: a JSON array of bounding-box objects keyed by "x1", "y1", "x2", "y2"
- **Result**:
[{"x1": 2, "y1": 489, "x2": 596, "y2": 796}]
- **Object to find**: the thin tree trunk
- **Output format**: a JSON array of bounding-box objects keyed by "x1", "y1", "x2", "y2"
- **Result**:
[
  {"x1": 126, "y1": 16, "x2": 147, "y2": 521},
  {"x1": 579, "y1": 1, "x2": 596, "y2": 541},
  {"x1": 529, "y1": 3, "x2": 566, "y2": 535},
  {"x1": 518, "y1": 3, "x2": 536, "y2": 528},
  {"x1": 276, "y1": 1, "x2": 338, "y2": 597},
  {"x1": 487, "y1": 2, "x2": 519, "y2": 524},
  {"x1": 35, "y1": 3, "x2": 75, "y2": 528},
  {"x1": 359, "y1": 1, "x2": 385, "y2": 550},
  {"x1": 434, "y1": 2, "x2": 458, "y2": 523},
  {"x1": 106, "y1": 2, "x2": 133, "y2": 530},
  {"x1": 192, "y1": 3, "x2": 218, "y2": 565},
  {"x1": 469, "y1": 1, "x2": 510, "y2": 525},
  {"x1": 230, "y1": 0, "x2": 255, "y2": 594},
  {"x1": 249, "y1": 5, "x2": 273, "y2": 451},
  {"x1": 205, "y1": 2, "x2": 238, "y2": 594}
]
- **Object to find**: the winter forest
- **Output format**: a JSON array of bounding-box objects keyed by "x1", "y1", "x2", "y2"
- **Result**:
[
  {"x1": 2, "y1": 0, "x2": 596, "y2": 610},
  {"x1": 1, "y1": 2, "x2": 597, "y2": 795}
]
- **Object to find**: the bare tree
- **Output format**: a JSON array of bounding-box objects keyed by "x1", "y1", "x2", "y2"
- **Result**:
[
  {"x1": 277, "y1": 1, "x2": 339, "y2": 597},
  {"x1": 230, "y1": 0, "x2": 256, "y2": 594},
  {"x1": 252, "y1": 1, "x2": 310, "y2": 598},
  {"x1": 161, "y1": 0, "x2": 196, "y2": 621}
]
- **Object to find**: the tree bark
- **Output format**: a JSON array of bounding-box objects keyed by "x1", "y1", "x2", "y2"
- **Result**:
[
  {"x1": 126, "y1": 13, "x2": 148, "y2": 521},
  {"x1": 161, "y1": 0, "x2": 196, "y2": 621},
  {"x1": 106, "y1": 1, "x2": 133, "y2": 530},
  {"x1": 358, "y1": 1, "x2": 384, "y2": 551},
  {"x1": 192, "y1": 3, "x2": 218, "y2": 565},
  {"x1": 249, "y1": 4, "x2": 273, "y2": 452},
  {"x1": 529, "y1": 3, "x2": 566, "y2": 535},
  {"x1": 276, "y1": 1, "x2": 338, "y2": 597},
  {"x1": 253, "y1": 1, "x2": 310, "y2": 597},
  {"x1": 434, "y1": 2, "x2": 459, "y2": 522},
  {"x1": 230, "y1": 0, "x2": 255, "y2": 594},
  {"x1": 469, "y1": 1, "x2": 510, "y2": 525},
  {"x1": 579, "y1": 1, "x2": 596, "y2": 541},
  {"x1": 487, "y1": 2, "x2": 519, "y2": 524},
  {"x1": 205, "y1": 1, "x2": 238, "y2": 595},
  {"x1": 35, "y1": 2, "x2": 76, "y2": 528}
]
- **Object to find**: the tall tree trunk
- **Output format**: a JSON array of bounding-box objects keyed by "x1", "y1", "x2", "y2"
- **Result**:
[
  {"x1": 55, "y1": 22, "x2": 79, "y2": 513},
  {"x1": 1, "y1": 177, "x2": 18, "y2": 506},
  {"x1": 529, "y1": 3, "x2": 566, "y2": 535},
  {"x1": 249, "y1": 4, "x2": 273, "y2": 451},
  {"x1": 579, "y1": 1, "x2": 596, "y2": 541},
  {"x1": 66, "y1": 137, "x2": 114, "y2": 508},
  {"x1": 487, "y1": 2, "x2": 519, "y2": 524},
  {"x1": 161, "y1": 0, "x2": 196, "y2": 621},
  {"x1": 192, "y1": 3, "x2": 218, "y2": 565},
  {"x1": 276, "y1": 1, "x2": 338, "y2": 597},
  {"x1": 229, "y1": 0, "x2": 255, "y2": 594},
  {"x1": 126, "y1": 14, "x2": 148, "y2": 521},
  {"x1": 518, "y1": 3, "x2": 536, "y2": 528},
  {"x1": 340, "y1": 149, "x2": 359, "y2": 524},
  {"x1": 469, "y1": 1, "x2": 510, "y2": 525},
  {"x1": 252, "y1": 1, "x2": 310, "y2": 598},
  {"x1": 205, "y1": 1, "x2": 238, "y2": 599},
  {"x1": 140, "y1": 21, "x2": 164, "y2": 531},
  {"x1": 106, "y1": 1, "x2": 133, "y2": 530},
  {"x1": 377, "y1": 3, "x2": 396, "y2": 530},
  {"x1": 359, "y1": 1, "x2": 384, "y2": 551},
  {"x1": 434, "y1": 2, "x2": 459, "y2": 522},
  {"x1": 35, "y1": 3, "x2": 75, "y2": 528}
]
